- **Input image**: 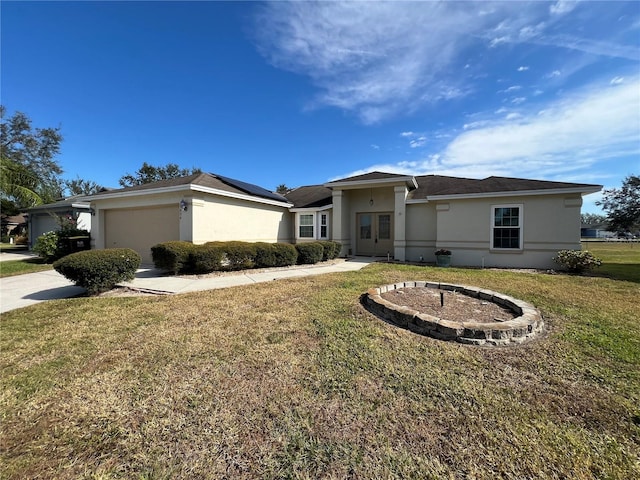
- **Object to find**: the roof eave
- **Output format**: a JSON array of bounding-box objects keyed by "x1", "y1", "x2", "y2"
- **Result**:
[
  {"x1": 423, "y1": 185, "x2": 602, "y2": 202},
  {"x1": 324, "y1": 176, "x2": 417, "y2": 190}
]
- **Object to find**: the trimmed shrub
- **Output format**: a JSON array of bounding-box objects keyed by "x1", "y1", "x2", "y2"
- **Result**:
[
  {"x1": 190, "y1": 244, "x2": 224, "y2": 273},
  {"x1": 295, "y1": 242, "x2": 324, "y2": 265},
  {"x1": 254, "y1": 243, "x2": 277, "y2": 268},
  {"x1": 553, "y1": 249, "x2": 602, "y2": 273},
  {"x1": 318, "y1": 240, "x2": 342, "y2": 260},
  {"x1": 53, "y1": 248, "x2": 141, "y2": 295},
  {"x1": 272, "y1": 243, "x2": 298, "y2": 267},
  {"x1": 151, "y1": 241, "x2": 195, "y2": 274},
  {"x1": 206, "y1": 241, "x2": 257, "y2": 271}
]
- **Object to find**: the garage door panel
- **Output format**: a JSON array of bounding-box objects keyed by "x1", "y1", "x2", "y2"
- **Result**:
[{"x1": 105, "y1": 206, "x2": 179, "y2": 264}]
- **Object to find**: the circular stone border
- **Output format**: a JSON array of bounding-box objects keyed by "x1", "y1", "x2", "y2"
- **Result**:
[{"x1": 363, "y1": 281, "x2": 543, "y2": 346}]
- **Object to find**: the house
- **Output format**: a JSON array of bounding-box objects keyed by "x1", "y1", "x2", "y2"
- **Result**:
[
  {"x1": 87, "y1": 171, "x2": 601, "y2": 268},
  {"x1": 581, "y1": 222, "x2": 613, "y2": 239},
  {"x1": 27, "y1": 196, "x2": 92, "y2": 249},
  {"x1": 1, "y1": 213, "x2": 28, "y2": 241}
]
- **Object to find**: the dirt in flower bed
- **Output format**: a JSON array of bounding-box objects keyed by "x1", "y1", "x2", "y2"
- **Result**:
[{"x1": 380, "y1": 287, "x2": 518, "y2": 323}]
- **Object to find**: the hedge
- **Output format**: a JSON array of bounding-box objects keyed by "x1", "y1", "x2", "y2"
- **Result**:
[
  {"x1": 295, "y1": 242, "x2": 324, "y2": 265},
  {"x1": 151, "y1": 241, "x2": 196, "y2": 274},
  {"x1": 150, "y1": 240, "x2": 339, "y2": 274},
  {"x1": 53, "y1": 248, "x2": 141, "y2": 295}
]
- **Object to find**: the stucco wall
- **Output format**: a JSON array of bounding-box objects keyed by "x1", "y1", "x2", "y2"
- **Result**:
[
  {"x1": 191, "y1": 194, "x2": 292, "y2": 244},
  {"x1": 431, "y1": 194, "x2": 583, "y2": 269},
  {"x1": 404, "y1": 202, "x2": 437, "y2": 262}
]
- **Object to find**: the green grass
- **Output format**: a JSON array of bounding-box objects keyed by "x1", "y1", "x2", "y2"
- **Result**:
[
  {"x1": 0, "y1": 257, "x2": 52, "y2": 277},
  {"x1": 582, "y1": 241, "x2": 640, "y2": 283},
  {"x1": 0, "y1": 243, "x2": 28, "y2": 252},
  {"x1": 1, "y1": 245, "x2": 639, "y2": 479}
]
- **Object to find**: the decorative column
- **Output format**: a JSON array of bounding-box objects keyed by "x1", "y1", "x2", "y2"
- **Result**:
[
  {"x1": 332, "y1": 190, "x2": 351, "y2": 256},
  {"x1": 394, "y1": 185, "x2": 408, "y2": 261}
]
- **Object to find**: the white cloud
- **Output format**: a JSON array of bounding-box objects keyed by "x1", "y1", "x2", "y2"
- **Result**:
[
  {"x1": 511, "y1": 97, "x2": 527, "y2": 105},
  {"x1": 370, "y1": 144, "x2": 380, "y2": 150},
  {"x1": 610, "y1": 76, "x2": 625, "y2": 85},
  {"x1": 400, "y1": 131, "x2": 415, "y2": 137},
  {"x1": 517, "y1": 66, "x2": 529, "y2": 71},
  {"x1": 443, "y1": 79, "x2": 640, "y2": 176},
  {"x1": 546, "y1": 70, "x2": 562, "y2": 78},
  {"x1": 338, "y1": 78, "x2": 640, "y2": 183},
  {"x1": 550, "y1": 1, "x2": 578, "y2": 16},
  {"x1": 254, "y1": 2, "x2": 530, "y2": 123},
  {"x1": 409, "y1": 136, "x2": 427, "y2": 148}
]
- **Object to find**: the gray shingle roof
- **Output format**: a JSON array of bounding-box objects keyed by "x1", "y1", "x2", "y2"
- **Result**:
[
  {"x1": 285, "y1": 185, "x2": 333, "y2": 208},
  {"x1": 326, "y1": 171, "x2": 412, "y2": 184},
  {"x1": 90, "y1": 173, "x2": 289, "y2": 203},
  {"x1": 408, "y1": 175, "x2": 601, "y2": 199}
]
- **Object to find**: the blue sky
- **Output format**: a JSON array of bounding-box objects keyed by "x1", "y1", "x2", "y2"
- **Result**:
[{"x1": 2, "y1": 1, "x2": 639, "y2": 214}]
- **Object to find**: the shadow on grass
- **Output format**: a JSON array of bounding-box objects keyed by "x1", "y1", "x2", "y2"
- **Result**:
[{"x1": 594, "y1": 263, "x2": 640, "y2": 284}]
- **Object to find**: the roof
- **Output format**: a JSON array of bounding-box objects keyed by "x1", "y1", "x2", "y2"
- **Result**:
[
  {"x1": 326, "y1": 171, "x2": 412, "y2": 183},
  {"x1": 285, "y1": 185, "x2": 333, "y2": 208},
  {"x1": 27, "y1": 195, "x2": 91, "y2": 213},
  {"x1": 1, "y1": 214, "x2": 27, "y2": 225},
  {"x1": 89, "y1": 173, "x2": 289, "y2": 204},
  {"x1": 407, "y1": 175, "x2": 602, "y2": 200}
]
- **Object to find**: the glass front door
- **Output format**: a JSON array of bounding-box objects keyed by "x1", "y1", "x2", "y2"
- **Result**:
[{"x1": 356, "y1": 212, "x2": 393, "y2": 256}]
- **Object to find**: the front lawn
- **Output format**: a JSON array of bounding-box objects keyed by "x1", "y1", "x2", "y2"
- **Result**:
[
  {"x1": 1, "y1": 248, "x2": 638, "y2": 478},
  {"x1": 0, "y1": 257, "x2": 52, "y2": 278}
]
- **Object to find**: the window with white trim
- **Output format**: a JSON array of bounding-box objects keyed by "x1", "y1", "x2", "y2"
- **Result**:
[
  {"x1": 491, "y1": 205, "x2": 523, "y2": 249},
  {"x1": 320, "y1": 213, "x2": 328, "y2": 239},
  {"x1": 299, "y1": 214, "x2": 314, "y2": 238}
]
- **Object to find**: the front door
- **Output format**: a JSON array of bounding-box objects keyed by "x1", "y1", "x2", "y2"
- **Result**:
[{"x1": 356, "y1": 212, "x2": 393, "y2": 256}]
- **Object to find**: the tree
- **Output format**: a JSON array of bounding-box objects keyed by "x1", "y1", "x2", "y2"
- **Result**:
[
  {"x1": 64, "y1": 176, "x2": 103, "y2": 196},
  {"x1": 1, "y1": 106, "x2": 64, "y2": 208},
  {"x1": 580, "y1": 213, "x2": 607, "y2": 225},
  {"x1": 596, "y1": 174, "x2": 640, "y2": 233},
  {"x1": 276, "y1": 184, "x2": 290, "y2": 195},
  {"x1": 119, "y1": 162, "x2": 202, "y2": 187}
]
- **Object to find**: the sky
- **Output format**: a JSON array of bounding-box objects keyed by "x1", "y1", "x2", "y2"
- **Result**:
[{"x1": 2, "y1": 1, "x2": 639, "y2": 214}]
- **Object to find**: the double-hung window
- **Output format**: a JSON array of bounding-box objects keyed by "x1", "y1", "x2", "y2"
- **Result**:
[
  {"x1": 320, "y1": 214, "x2": 328, "y2": 239},
  {"x1": 492, "y1": 205, "x2": 523, "y2": 249},
  {"x1": 299, "y1": 214, "x2": 314, "y2": 238}
]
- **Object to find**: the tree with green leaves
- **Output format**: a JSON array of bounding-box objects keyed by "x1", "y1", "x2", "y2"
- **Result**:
[
  {"x1": 580, "y1": 213, "x2": 607, "y2": 225},
  {"x1": 596, "y1": 174, "x2": 640, "y2": 234},
  {"x1": 276, "y1": 184, "x2": 290, "y2": 195},
  {"x1": 119, "y1": 162, "x2": 202, "y2": 187},
  {"x1": 1, "y1": 106, "x2": 64, "y2": 209},
  {"x1": 64, "y1": 176, "x2": 104, "y2": 196}
]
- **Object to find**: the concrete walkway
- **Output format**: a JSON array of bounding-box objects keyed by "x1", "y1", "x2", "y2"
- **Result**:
[{"x1": 0, "y1": 258, "x2": 374, "y2": 313}]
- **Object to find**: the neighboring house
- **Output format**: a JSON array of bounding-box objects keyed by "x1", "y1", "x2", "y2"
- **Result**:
[
  {"x1": 27, "y1": 196, "x2": 92, "y2": 249},
  {"x1": 1, "y1": 214, "x2": 27, "y2": 240},
  {"x1": 581, "y1": 222, "x2": 613, "y2": 239},
  {"x1": 88, "y1": 171, "x2": 601, "y2": 268}
]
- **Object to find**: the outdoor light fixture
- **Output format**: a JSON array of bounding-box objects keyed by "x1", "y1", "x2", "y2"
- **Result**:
[
  {"x1": 180, "y1": 199, "x2": 188, "y2": 212},
  {"x1": 369, "y1": 188, "x2": 374, "y2": 206}
]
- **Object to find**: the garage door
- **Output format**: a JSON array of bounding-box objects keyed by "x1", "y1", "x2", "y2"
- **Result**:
[{"x1": 104, "y1": 205, "x2": 179, "y2": 264}]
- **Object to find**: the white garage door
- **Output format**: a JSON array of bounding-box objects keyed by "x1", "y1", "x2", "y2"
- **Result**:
[{"x1": 104, "y1": 205, "x2": 180, "y2": 264}]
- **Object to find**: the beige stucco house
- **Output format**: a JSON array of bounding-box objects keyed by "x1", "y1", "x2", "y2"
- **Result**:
[{"x1": 88, "y1": 171, "x2": 601, "y2": 268}]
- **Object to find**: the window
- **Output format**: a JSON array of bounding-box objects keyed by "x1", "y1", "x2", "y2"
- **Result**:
[
  {"x1": 378, "y1": 214, "x2": 391, "y2": 240},
  {"x1": 492, "y1": 205, "x2": 522, "y2": 249},
  {"x1": 360, "y1": 214, "x2": 372, "y2": 239},
  {"x1": 299, "y1": 214, "x2": 314, "y2": 238},
  {"x1": 320, "y1": 213, "x2": 328, "y2": 239}
]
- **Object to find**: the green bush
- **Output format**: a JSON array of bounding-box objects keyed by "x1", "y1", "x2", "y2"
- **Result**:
[
  {"x1": 207, "y1": 241, "x2": 257, "y2": 271},
  {"x1": 53, "y1": 248, "x2": 141, "y2": 295},
  {"x1": 553, "y1": 249, "x2": 602, "y2": 273},
  {"x1": 295, "y1": 242, "x2": 324, "y2": 265},
  {"x1": 318, "y1": 240, "x2": 342, "y2": 260},
  {"x1": 33, "y1": 231, "x2": 60, "y2": 262},
  {"x1": 151, "y1": 240, "x2": 300, "y2": 274},
  {"x1": 190, "y1": 244, "x2": 224, "y2": 273},
  {"x1": 151, "y1": 241, "x2": 195, "y2": 274},
  {"x1": 272, "y1": 243, "x2": 298, "y2": 267},
  {"x1": 254, "y1": 243, "x2": 277, "y2": 268}
]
